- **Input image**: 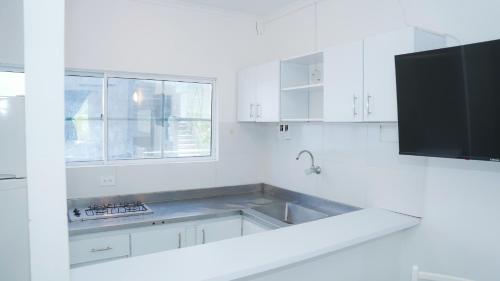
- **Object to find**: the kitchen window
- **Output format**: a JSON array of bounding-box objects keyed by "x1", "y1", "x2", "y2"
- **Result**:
[{"x1": 64, "y1": 72, "x2": 215, "y2": 164}]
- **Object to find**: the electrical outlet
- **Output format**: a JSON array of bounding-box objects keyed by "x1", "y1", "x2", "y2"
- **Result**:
[
  {"x1": 100, "y1": 175, "x2": 116, "y2": 186},
  {"x1": 277, "y1": 123, "x2": 291, "y2": 140}
]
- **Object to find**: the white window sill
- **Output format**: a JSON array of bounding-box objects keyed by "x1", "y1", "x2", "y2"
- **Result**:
[{"x1": 66, "y1": 155, "x2": 218, "y2": 168}]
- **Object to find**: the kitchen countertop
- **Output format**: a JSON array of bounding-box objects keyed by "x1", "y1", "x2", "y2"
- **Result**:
[
  {"x1": 70, "y1": 208, "x2": 420, "y2": 281},
  {"x1": 68, "y1": 184, "x2": 359, "y2": 236}
]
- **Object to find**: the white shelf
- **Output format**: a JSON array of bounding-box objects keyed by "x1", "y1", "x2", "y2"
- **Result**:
[
  {"x1": 280, "y1": 52, "x2": 324, "y2": 122},
  {"x1": 281, "y1": 84, "x2": 323, "y2": 92}
]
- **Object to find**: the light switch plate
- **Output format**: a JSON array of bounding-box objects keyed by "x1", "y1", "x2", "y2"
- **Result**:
[{"x1": 100, "y1": 175, "x2": 116, "y2": 186}]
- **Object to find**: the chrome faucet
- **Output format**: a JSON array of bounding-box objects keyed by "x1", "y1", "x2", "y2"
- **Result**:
[{"x1": 296, "y1": 150, "x2": 321, "y2": 175}]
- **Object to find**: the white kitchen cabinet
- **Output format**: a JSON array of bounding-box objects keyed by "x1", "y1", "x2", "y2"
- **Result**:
[
  {"x1": 363, "y1": 27, "x2": 446, "y2": 122},
  {"x1": 196, "y1": 216, "x2": 242, "y2": 244},
  {"x1": 323, "y1": 41, "x2": 364, "y2": 122},
  {"x1": 237, "y1": 61, "x2": 280, "y2": 122},
  {"x1": 69, "y1": 214, "x2": 274, "y2": 265},
  {"x1": 0, "y1": 180, "x2": 30, "y2": 281},
  {"x1": 237, "y1": 66, "x2": 259, "y2": 122},
  {"x1": 242, "y1": 217, "x2": 271, "y2": 236},
  {"x1": 130, "y1": 224, "x2": 187, "y2": 256},
  {"x1": 324, "y1": 28, "x2": 445, "y2": 123},
  {"x1": 69, "y1": 233, "x2": 130, "y2": 266}
]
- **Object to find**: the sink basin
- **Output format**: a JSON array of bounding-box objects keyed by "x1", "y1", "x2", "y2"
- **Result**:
[{"x1": 252, "y1": 202, "x2": 328, "y2": 224}]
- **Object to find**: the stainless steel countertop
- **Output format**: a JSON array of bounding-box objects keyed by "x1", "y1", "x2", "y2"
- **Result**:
[{"x1": 68, "y1": 184, "x2": 360, "y2": 236}]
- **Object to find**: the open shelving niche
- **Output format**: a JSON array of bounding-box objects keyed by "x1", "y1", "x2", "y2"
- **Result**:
[{"x1": 280, "y1": 52, "x2": 324, "y2": 122}]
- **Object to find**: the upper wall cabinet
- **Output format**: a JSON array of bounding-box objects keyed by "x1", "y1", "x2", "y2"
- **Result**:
[
  {"x1": 324, "y1": 27, "x2": 445, "y2": 122},
  {"x1": 237, "y1": 61, "x2": 280, "y2": 122},
  {"x1": 363, "y1": 27, "x2": 446, "y2": 122},
  {"x1": 238, "y1": 27, "x2": 445, "y2": 123},
  {"x1": 323, "y1": 41, "x2": 364, "y2": 122},
  {"x1": 280, "y1": 52, "x2": 324, "y2": 122}
]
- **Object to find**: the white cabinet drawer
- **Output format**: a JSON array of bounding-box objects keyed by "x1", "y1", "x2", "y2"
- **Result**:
[{"x1": 70, "y1": 234, "x2": 130, "y2": 265}]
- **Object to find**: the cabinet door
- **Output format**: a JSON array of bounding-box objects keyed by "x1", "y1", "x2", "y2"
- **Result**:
[
  {"x1": 364, "y1": 28, "x2": 415, "y2": 122},
  {"x1": 242, "y1": 217, "x2": 271, "y2": 236},
  {"x1": 0, "y1": 97, "x2": 26, "y2": 178},
  {"x1": 323, "y1": 41, "x2": 364, "y2": 122},
  {"x1": 0, "y1": 182, "x2": 30, "y2": 281},
  {"x1": 237, "y1": 66, "x2": 258, "y2": 122},
  {"x1": 256, "y1": 61, "x2": 280, "y2": 122},
  {"x1": 196, "y1": 216, "x2": 242, "y2": 244},
  {"x1": 131, "y1": 225, "x2": 186, "y2": 256}
]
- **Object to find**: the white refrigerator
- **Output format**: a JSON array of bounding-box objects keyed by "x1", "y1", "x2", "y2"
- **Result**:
[{"x1": 0, "y1": 96, "x2": 31, "y2": 281}]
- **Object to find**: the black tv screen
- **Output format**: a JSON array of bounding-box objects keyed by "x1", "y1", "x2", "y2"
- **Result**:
[{"x1": 395, "y1": 39, "x2": 500, "y2": 162}]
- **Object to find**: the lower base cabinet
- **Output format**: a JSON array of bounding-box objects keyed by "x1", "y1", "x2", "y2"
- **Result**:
[
  {"x1": 131, "y1": 225, "x2": 187, "y2": 256},
  {"x1": 70, "y1": 214, "x2": 272, "y2": 267},
  {"x1": 242, "y1": 217, "x2": 270, "y2": 236},
  {"x1": 196, "y1": 216, "x2": 243, "y2": 244}
]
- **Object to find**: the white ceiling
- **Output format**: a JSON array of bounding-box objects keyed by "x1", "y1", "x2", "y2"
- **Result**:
[{"x1": 179, "y1": 0, "x2": 307, "y2": 17}]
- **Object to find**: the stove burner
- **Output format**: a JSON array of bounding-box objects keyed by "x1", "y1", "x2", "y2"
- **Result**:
[
  {"x1": 84, "y1": 201, "x2": 149, "y2": 217},
  {"x1": 68, "y1": 200, "x2": 154, "y2": 222}
]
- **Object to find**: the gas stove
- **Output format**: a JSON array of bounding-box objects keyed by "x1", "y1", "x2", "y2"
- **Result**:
[{"x1": 68, "y1": 201, "x2": 153, "y2": 222}]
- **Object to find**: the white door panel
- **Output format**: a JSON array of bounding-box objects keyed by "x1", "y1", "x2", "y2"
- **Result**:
[
  {"x1": 196, "y1": 216, "x2": 242, "y2": 244},
  {"x1": 237, "y1": 66, "x2": 258, "y2": 122},
  {"x1": 0, "y1": 182, "x2": 30, "y2": 281},
  {"x1": 324, "y1": 41, "x2": 364, "y2": 122},
  {"x1": 256, "y1": 61, "x2": 280, "y2": 122},
  {"x1": 364, "y1": 28, "x2": 414, "y2": 122},
  {"x1": 0, "y1": 96, "x2": 26, "y2": 178},
  {"x1": 131, "y1": 225, "x2": 186, "y2": 256}
]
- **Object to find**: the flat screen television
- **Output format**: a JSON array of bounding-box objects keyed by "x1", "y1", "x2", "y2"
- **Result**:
[{"x1": 395, "y1": 39, "x2": 500, "y2": 162}]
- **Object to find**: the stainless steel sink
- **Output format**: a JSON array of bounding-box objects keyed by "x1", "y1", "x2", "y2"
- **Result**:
[{"x1": 252, "y1": 202, "x2": 328, "y2": 224}]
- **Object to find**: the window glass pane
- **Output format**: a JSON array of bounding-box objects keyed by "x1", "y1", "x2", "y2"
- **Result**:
[
  {"x1": 163, "y1": 81, "x2": 212, "y2": 157},
  {"x1": 108, "y1": 78, "x2": 163, "y2": 119},
  {"x1": 108, "y1": 120, "x2": 162, "y2": 160},
  {"x1": 0, "y1": 72, "x2": 25, "y2": 96},
  {"x1": 65, "y1": 120, "x2": 103, "y2": 162},
  {"x1": 64, "y1": 75, "x2": 104, "y2": 162},
  {"x1": 107, "y1": 78, "x2": 163, "y2": 160},
  {"x1": 164, "y1": 120, "x2": 211, "y2": 157},
  {"x1": 65, "y1": 76, "x2": 103, "y2": 119},
  {"x1": 163, "y1": 81, "x2": 212, "y2": 119}
]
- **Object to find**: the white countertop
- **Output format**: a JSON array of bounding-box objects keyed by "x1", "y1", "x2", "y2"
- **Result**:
[{"x1": 70, "y1": 208, "x2": 419, "y2": 281}]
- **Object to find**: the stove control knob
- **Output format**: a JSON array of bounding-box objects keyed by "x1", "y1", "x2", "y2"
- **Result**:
[{"x1": 73, "y1": 208, "x2": 81, "y2": 217}]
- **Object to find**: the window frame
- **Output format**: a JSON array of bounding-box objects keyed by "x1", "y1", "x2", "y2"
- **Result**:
[{"x1": 65, "y1": 69, "x2": 218, "y2": 167}]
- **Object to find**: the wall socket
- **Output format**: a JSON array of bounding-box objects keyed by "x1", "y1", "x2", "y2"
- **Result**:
[
  {"x1": 100, "y1": 175, "x2": 116, "y2": 186},
  {"x1": 278, "y1": 123, "x2": 291, "y2": 140}
]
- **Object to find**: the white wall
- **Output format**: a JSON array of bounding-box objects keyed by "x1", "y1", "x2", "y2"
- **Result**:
[
  {"x1": 258, "y1": 0, "x2": 500, "y2": 280},
  {"x1": 262, "y1": 123, "x2": 427, "y2": 216},
  {"x1": 64, "y1": 0, "x2": 266, "y2": 198}
]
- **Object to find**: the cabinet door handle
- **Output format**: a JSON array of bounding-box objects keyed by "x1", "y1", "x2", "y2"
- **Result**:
[
  {"x1": 177, "y1": 233, "x2": 182, "y2": 248},
  {"x1": 90, "y1": 246, "x2": 112, "y2": 253},
  {"x1": 256, "y1": 104, "x2": 262, "y2": 119},
  {"x1": 353, "y1": 95, "x2": 358, "y2": 116},
  {"x1": 366, "y1": 94, "x2": 373, "y2": 115},
  {"x1": 250, "y1": 104, "x2": 254, "y2": 118},
  {"x1": 202, "y1": 229, "x2": 206, "y2": 244}
]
